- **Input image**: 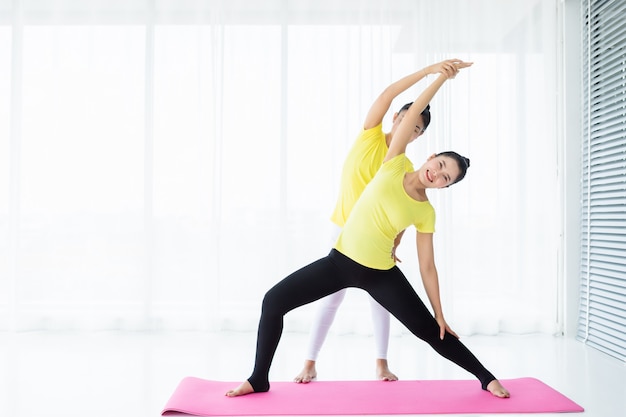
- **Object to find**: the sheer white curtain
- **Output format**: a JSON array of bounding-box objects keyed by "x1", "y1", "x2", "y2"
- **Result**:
[{"x1": 0, "y1": 0, "x2": 560, "y2": 334}]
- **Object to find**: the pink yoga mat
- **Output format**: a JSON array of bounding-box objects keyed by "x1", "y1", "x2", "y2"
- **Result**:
[{"x1": 161, "y1": 377, "x2": 584, "y2": 416}]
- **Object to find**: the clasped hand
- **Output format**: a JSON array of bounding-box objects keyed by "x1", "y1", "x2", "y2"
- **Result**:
[{"x1": 427, "y1": 59, "x2": 473, "y2": 79}]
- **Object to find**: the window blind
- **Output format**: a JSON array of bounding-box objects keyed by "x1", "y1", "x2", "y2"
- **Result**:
[{"x1": 578, "y1": 0, "x2": 626, "y2": 362}]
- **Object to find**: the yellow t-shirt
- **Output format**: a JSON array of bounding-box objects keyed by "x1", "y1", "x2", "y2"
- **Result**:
[
  {"x1": 334, "y1": 154, "x2": 436, "y2": 270},
  {"x1": 330, "y1": 124, "x2": 389, "y2": 227}
]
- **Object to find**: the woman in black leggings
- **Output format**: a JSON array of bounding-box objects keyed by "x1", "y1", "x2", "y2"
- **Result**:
[{"x1": 227, "y1": 61, "x2": 510, "y2": 398}]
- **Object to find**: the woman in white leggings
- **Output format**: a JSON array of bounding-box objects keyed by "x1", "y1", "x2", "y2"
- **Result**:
[
  {"x1": 294, "y1": 63, "x2": 439, "y2": 384},
  {"x1": 296, "y1": 226, "x2": 397, "y2": 382}
]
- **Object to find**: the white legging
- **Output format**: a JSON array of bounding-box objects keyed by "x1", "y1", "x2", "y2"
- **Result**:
[{"x1": 305, "y1": 225, "x2": 391, "y2": 361}]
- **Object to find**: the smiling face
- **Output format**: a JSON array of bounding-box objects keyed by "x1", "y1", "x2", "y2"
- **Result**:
[{"x1": 419, "y1": 154, "x2": 462, "y2": 188}]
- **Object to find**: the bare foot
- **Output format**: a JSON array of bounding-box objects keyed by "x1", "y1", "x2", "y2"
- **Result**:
[
  {"x1": 225, "y1": 380, "x2": 255, "y2": 397},
  {"x1": 376, "y1": 359, "x2": 398, "y2": 381},
  {"x1": 487, "y1": 380, "x2": 510, "y2": 398},
  {"x1": 294, "y1": 360, "x2": 317, "y2": 383}
]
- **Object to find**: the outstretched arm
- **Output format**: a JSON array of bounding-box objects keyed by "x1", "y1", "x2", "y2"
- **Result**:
[
  {"x1": 384, "y1": 60, "x2": 472, "y2": 162},
  {"x1": 415, "y1": 231, "x2": 459, "y2": 340},
  {"x1": 363, "y1": 59, "x2": 467, "y2": 130}
]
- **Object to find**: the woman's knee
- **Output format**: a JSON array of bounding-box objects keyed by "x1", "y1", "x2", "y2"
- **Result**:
[{"x1": 261, "y1": 288, "x2": 287, "y2": 315}]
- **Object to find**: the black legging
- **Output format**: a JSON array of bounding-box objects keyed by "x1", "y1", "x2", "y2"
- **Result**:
[{"x1": 247, "y1": 249, "x2": 496, "y2": 392}]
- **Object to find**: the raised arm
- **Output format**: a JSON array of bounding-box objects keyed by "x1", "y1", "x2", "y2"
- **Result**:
[
  {"x1": 384, "y1": 60, "x2": 472, "y2": 162},
  {"x1": 363, "y1": 59, "x2": 468, "y2": 130}
]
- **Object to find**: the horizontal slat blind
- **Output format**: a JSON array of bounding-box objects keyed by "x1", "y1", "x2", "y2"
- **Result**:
[{"x1": 578, "y1": 0, "x2": 626, "y2": 362}]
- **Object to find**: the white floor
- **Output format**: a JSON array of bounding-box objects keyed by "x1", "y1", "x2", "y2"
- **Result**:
[{"x1": 0, "y1": 330, "x2": 624, "y2": 417}]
